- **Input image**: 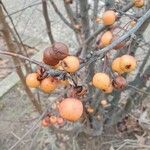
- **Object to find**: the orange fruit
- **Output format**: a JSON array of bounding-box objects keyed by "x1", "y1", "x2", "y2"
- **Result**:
[
  {"x1": 58, "y1": 98, "x2": 83, "y2": 121},
  {"x1": 112, "y1": 57, "x2": 124, "y2": 74},
  {"x1": 100, "y1": 31, "x2": 113, "y2": 47},
  {"x1": 92, "y1": 73, "x2": 111, "y2": 90},
  {"x1": 102, "y1": 10, "x2": 116, "y2": 25},
  {"x1": 61, "y1": 56, "x2": 80, "y2": 73},
  {"x1": 103, "y1": 84, "x2": 113, "y2": 93},
  {"x1": 41, "y1": 117, "x2": 50, "y2": 127},
  {"x1": 26, "y1": 73, "x2": 40, "y2": 88},
  {"x1": 49, "y1": 116, "x2": 57, "y2": 124},
  {"x1": 120, "y1": 55, "x2": 137, "y2": 72},
  {"x1": 57, "y1": 117, "x2": 64, "y2": 125},
  {"x1": 134, "y1": 0, "x2": 144, "y2": 8},
  {"x1": 40, "y1": 77, "x2": 58, "y2": 93}
]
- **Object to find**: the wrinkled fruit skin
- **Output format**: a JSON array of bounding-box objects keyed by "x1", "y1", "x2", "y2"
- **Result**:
[
  {"x1": 58, "y1": 98, "x2": 83, "y2": 121},
  {"x1": 61, "y1": 56, "x2": 80, "y2": 73},
  {"x1": 92, "y1": 73, "x2": 111, "y2": 91},
  {"x1": 113, "y1": 76, "x2": 127, "y2": 89},
  {"x1": 112, "y1": 57, "x2": 124, "y2": 74},
  {"x1": 100, "y1": 31, "x2": 113, "y2": 47},
  {"x1": 26, "y1": 73, "x2": 40, "y2": 88},
  {"x1": 40, "y1": 77, "x2": 58, "y2": 93},
  {"x1": 120, "y1": 55, "x2": 137, "y2": 72},
  {"x1": 43, "y1": 42, "x2": 69, "y2": 66},
  {"x1": 102, "y1": 10, "x2": 116, "y2": 25}
]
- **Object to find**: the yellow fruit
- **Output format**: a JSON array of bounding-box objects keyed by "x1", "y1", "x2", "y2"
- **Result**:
[
  {"x1": 61, "y1": 56, "x2": 80, "y2": 73},
  {"x1": 120, "y1": 55, "x2": 137, "y2": 72},
  {"x1": 112, "y1": 57, "x2": 124, "y2": 74},
  {"x1": 101, "y1": 31, "x2": 113, "y2": 47},
  {"x1": 26, "y1": 73, "x2": 40, "y2": 88},
  {"x1": 102, "y1": 10, "x2": 116, "y2": 25},
  {"x1": 134, "y1": 0, "x2": 144, "y2": 8},
  {"x1": 92, "y1": 73, "x2": 111, "y2": 90},
  {"x1": 40, "y1": 77, "x2": 58, "y2": 93}
]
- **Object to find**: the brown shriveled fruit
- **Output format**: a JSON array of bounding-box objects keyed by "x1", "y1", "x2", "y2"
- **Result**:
[
  {"x1": 40, "y1": 77, "x2": 58, "y2": 93},
  {"x1": 61, "y1": 56, "x2": 80, "y2": 73},
  {"x1": 100, "y1": 31, "x2": 113, "y2": 47},
  {"x1": 58, "y1": 98, "x2": 83, "y2": 121},
  {"x1": 134, "y1": 0, "x2": 144, "y2": 8},
  {"x1": 43, "y1": 47, "x2": 59, "y2": 66},
  {"x1": 43, "y1": 42, "x2": 69, "y2": 66},
  {"x1": 92, "y1": 73, "x2": 111, "y2": 90},
  {"x1": 102, "y1": 10, "x2": 116, "y2": 25},
  {"x1": 120, "y1": 55, "x2": 137, "y2": 72},
  {"x1": 26, "y1": 73, "x2": 40, "y2": 88},
  {"x1": 113, "y1": 76, "x2": 127, "y2": 89},
  {"x1": 112, "y1": 57, "x2": 124, "y2": 74}
]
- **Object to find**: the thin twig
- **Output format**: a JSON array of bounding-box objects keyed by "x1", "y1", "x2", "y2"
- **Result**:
[
  {"x1": 42, "y1": 0, "x2": 54, "y2": 44},
  {"x1": 5, "y1": 2, "x2": 42, "y2": 17},
  {"x1": 84, "y1": 2, "x2": 134, "y2": 45},
  {"x1": 87, "y1": 9, "x2": 150, "y2": 60},
  {"x1": 49, "y1": 0, "x2": 76, "y2": 31},
  {"x1": 0, "y1": 50, "x2": 64, "y2": 76},
  {"x1": 1, "y1": 2, "x2": 32, "y2": 72},
  {"x1": 128, "y1": 84, "x2": 150, "y2": 97}
]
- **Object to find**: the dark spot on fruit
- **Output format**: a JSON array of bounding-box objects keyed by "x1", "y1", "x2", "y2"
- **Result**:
[{"x1": 125, "y1": 64, "x2": 131, "y2": 69}]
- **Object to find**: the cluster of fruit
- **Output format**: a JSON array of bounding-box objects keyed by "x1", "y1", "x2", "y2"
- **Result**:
[
  {"x1": 26, "y1": 0, "x2": 144, "y2": 124},
  {"x1": 42, "y1": 98, "x2": 83, "y2": 127},
  {"x1": 26, "y1": 42, "x2": 80, "y2": 93},
  {"x1": 91, "y1": 0, "x2": 143, "y2": 93},
  {"x1": 42, "y1": 115, "x2": 64, "y2": 127},
  {"x1": 97, "y1": 0, "x2": 144, "y2": 48}
]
